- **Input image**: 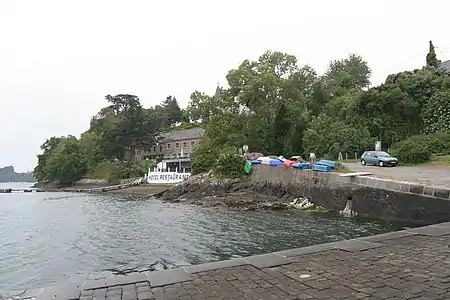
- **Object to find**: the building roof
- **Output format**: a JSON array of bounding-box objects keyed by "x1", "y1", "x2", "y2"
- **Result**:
[
  {"x1": 163, "y1": 128, "x2": 205, "y2": 141},
  {"x1": 441, "y1": 60, "x2": 450, "y2": 72}
]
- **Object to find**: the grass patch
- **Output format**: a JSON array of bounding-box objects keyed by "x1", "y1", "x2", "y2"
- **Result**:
[
  {"x1": 338, "y1": 159, "x2": 359, "y2": 163},
  {"x1": 304, "y1": 206, "x2": 330, "y2": 213},
  {"x1": 333, "y1": 167, "x2": 353, "y2": 174},
  {"x1": 419, "y1": 154, "x2": 450, "y2": 166},
  {"x1": 400, "y1": 154, "x2": 450, "y2": 166}
]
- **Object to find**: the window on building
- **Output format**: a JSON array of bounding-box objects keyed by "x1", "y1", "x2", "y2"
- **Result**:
[
  {"x1": 167, "y1": 143, "x2": 171, "y2": 149},
  {"x1": 183, "y1": 142, "x2": 187, "y2": 147},
  {"x1": 159, "y1": 145, "x2": 163, "y2": 151},
  {"x1": 175, "y1": 142, "x2": 179, "y2": 148},
  {"x1": 191, "y1": 141, "x2": 195, "y2": 147},
  {"x1": 153, "y1": 146, "x2": 156, "y2": 152}
]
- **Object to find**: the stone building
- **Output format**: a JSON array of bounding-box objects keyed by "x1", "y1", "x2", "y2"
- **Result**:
[{"x1": 135, "y1": 127, "x2": 204, "y2": 171}]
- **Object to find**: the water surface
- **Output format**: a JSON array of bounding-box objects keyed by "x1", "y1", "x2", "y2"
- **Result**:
[{"x1": 0, "y1": 182, "x2": 405, "y2": 291}]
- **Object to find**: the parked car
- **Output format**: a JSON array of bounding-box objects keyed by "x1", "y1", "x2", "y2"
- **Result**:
[
  {"x1": 245, "y1": 152, "x2": 264, "y2": 160},
  {"x1": 360, "y1": 151, "x2": 398, "y2": 167}
]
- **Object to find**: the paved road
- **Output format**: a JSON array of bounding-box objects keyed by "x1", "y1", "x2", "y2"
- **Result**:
[
  {"x1": 36, "y1": 223, "x2": 450, "y2": 300},
  {"x1": 344, "y1": 163, "x2": 450, "y2": 188}
]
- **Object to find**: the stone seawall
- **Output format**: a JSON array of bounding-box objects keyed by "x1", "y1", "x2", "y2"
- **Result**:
[
  {"x1": 75, "y1": 178, "x2": 109, "y2": 186},
  {"x1": 75, "y1": 177, "x2": 141, "y2": 186},
  {"x1": 251, "y1": 165, "x2": 450, "y2": 224}
]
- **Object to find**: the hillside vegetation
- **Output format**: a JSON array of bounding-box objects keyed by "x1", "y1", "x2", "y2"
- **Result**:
[
  {"x1": 34, "y1": 96, "x2": 197, "y2": 185},
  {"x1": 35, "y1": 41, "x2": 450, "y2": 184},
  {"x1": 188, "y1": 41, "x2": 450, "y2": 173}
]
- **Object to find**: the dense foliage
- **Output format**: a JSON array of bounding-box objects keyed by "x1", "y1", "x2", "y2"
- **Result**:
[
  {"x1": 187, "y1": 44, "x2": 450, "y2": 167},
  {"x1": 34, "y1": 94, "x2": 193, "y2": 185},
  {"x1": 35, "y1": 41, "x2": 450, "y2": 183},
  {"x1": 390, "y1": 132, "x2": 450, "y2": 164}
]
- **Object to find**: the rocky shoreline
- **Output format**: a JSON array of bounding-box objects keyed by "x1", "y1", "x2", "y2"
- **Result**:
[{"x1": 158, "y1": 174, "x2": 321, "y2": 211}]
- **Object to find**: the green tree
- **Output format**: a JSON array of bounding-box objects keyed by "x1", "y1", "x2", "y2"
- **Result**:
[
  {"x1": 325, "y1": 53, "x2": 371, "y2": 91},
  {"x1": 185, "y1": 91, "x2": 216, "y2": 122},
  {"x1": 422, "y1": 89, "x2": 450, "y2": 133},
  {"x1": 162, "y1": 96, "x2": 183, "y2": 125},
  {"x1": 426, "y1": 40, "x2": 440, "y2": 68},
  {"x1": 89, "y1": 106, "x2": 123, "y2": 159},
  {"x1": 225, "y1": 50, "x2": 309, "y2": 155},
  {"x1": 79, "y1": 131, "x2": 105, "y2": 170},
  {"x1": 354, "y1": 86, "x2": 412, "y2": 147},
  {"x1": 190, "y1": 136, "x2": 219, "y2": 174},
  {"x1": 43, "y1": 136, "x2": 88, "y2": 185},
  {"x1": 91, "y1": 94, "x2": 157, "y2": 161},
  {"x1": 34, "y1": 136, "x2": 63, "y2": 183}
]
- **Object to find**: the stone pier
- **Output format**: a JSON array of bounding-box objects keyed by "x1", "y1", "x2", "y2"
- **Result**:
[
  {"x1": 250, "y1": 165, "x2": 450, "y2": 224},
  {"x1": 6, "y1": 222, "x2": 450, "y2": 300}
]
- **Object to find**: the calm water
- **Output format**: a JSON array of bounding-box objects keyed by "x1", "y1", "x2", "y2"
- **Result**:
[{"x1": 0, "y1": 182, "x2": 405, "y2": 292}]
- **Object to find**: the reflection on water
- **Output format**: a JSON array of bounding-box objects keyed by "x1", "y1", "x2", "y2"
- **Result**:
[{"x1": 0, "y1": 185, "x2": 405, "y2": 291}]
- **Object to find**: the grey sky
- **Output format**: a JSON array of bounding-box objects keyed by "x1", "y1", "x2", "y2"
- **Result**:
[{"x1": 1, "y1": 0, "x2": 449, "y2": 172}]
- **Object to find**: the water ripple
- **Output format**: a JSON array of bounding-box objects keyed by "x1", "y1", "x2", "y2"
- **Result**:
[{"x1": 0, "y1": 184, "x2": 406, "y2": 292}]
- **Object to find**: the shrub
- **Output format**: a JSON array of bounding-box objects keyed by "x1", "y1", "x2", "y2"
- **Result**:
[
  {"x1": 85, "y1": 161, "x2": 123, "y2": 183},
  {"x1": 85, "y1": 160, "x2": 151, "y2": 183},
  {"x1": 134, "y1": 159, "x2": 157, "y2": 174},
  {"x1": 391, "y1": 132, "x2": 450, "y2": 164},
  {"x1": 391, "y1": 140, "x2": 431, "y2": 164},
  {"x1": 428, "y1": 132, "x2": 450, "y2": 154},
  {"x1": 120, "y1": 162, "x2": 146, "y2": 179},
  {"x1": 214, "y1": 153, "x2": 246, "y2": 179},
  {"x1": 190, "y1": 137, "x2": 219, "y2": 175}
]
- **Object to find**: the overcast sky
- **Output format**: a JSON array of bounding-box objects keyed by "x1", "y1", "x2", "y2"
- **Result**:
[{"x1": 1, "y1": 0, "x2": 449, "y2": 172}]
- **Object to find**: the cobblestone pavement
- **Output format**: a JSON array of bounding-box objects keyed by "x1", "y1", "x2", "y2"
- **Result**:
[
  {"x1": 10, "y1": 223, "x2": 450, "y2": 300},
  {"x1": 344, "y1": 163, "x2": 450, "y2": 188}
]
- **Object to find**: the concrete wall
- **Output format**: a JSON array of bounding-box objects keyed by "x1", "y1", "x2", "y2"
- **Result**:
[
  {"x1": 119, "y1": 177, "x2": 142, "y2": 185},
  {"x1": 75, "y1": 177, "x2": 141, "y2": 186},
  {"x1": 251, "y1": 165, "x2": 450, "y2": 224},
  {"x1": 75, "y1": 178, "x2": 108, "y2": 185}
]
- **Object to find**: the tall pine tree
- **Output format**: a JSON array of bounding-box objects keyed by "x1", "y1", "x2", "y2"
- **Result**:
[{"x1": 426, "y1": 40, "x2": 440, "y2": 68}]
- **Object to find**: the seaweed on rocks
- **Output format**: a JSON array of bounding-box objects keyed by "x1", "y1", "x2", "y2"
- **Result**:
[{"x1": 158, "y1": 173, "x2": 303, "y2": 210}]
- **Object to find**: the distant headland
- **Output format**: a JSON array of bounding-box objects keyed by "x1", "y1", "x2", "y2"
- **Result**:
[{"x1": 0, "y1": 166, "x2": 36, "y2": 183}]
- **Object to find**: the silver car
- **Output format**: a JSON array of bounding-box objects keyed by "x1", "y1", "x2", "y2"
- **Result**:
[{"x1": 361, "y1": 151, "x2": 398, "y2": 167}]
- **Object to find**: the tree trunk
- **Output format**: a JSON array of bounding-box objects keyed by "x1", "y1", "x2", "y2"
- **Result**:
[{"x1": 129, "y1": 145, "x2": 136, "y2": 162}]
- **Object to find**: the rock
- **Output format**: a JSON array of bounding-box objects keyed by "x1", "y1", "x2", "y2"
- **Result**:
[
  {"x1": 286, "y1": 197, "x2": 315, "y2": 210},
  {"x1": 339, "y1": 200, "x2": 357, "y2": 217},
  {"x1": 159, "y1": 174, "x2": 303, "y2": 211}
]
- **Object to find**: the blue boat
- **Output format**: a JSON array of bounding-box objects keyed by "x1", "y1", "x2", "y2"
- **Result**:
[
  {"x1": 254, "y1": 156, "x2": 284, "y2": 166},
  {"x1": 316, "y1": 160, "x2": 340, "y2": 169},
  {"x1": 292, "y1": 163, "x2": 311, "y2": 169},
  {"x1": 312, "y1": 164, "x2": 332, "y2": 172}
]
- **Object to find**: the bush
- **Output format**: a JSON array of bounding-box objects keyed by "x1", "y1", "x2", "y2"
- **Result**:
[
  {"x1": 190, "y1": 137, "x2": 219, "y2": 175},
  {"x1": 214, "y1": 153, "x2": 246, "y2": 179},
  {"x1": 427, "y1": 132, "x2": 450, "y2": 154},
  {"x1": 191, "y1": 151, "x2": 217, "y2": 175},
  {"x1": 190, "y1": 136, "x2": 247, "y2": 178},
  {"x1": 134, "y1": 159, "x2": 157, "y2": 174},
  {"x1": 391, "y1": 140, "x2": 431, "y2": 164},
  {"x1": 85, "y1": 160, "x2": 152, "y2": 183},
  {"x1": 85, "y1": 161, "x2": 123, "y2": 183},
  {"x1": 391, "y1": 132, "x2": 450, "y2": 164}
]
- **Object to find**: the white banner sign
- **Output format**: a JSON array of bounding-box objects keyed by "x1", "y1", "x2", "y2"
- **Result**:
[{"x1": 147, "y1": 171, "x2": 191, "y2": 184}]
